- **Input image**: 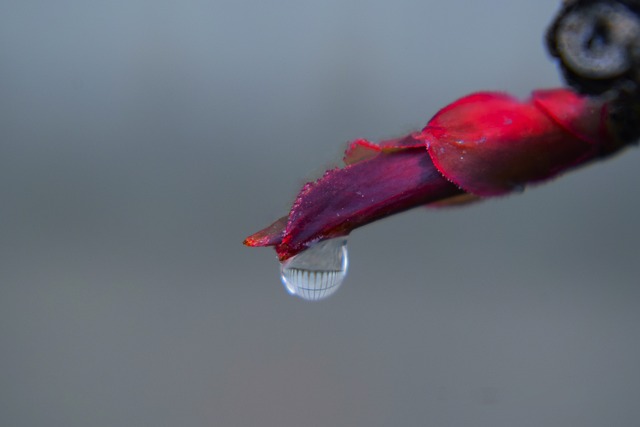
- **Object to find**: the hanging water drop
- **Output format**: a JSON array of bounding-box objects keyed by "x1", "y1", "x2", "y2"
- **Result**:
[{"x1": 280, "y1": 237, "x2": 348, "y2": 301}]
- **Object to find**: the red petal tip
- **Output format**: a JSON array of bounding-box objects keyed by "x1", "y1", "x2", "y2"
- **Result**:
[{"x1": 243, "y1": 216, "x2": 287, "y2": 247}]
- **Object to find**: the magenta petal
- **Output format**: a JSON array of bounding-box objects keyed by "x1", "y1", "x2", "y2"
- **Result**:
[{"x1": 273, "y1": 149, "x2": 462, "y2": 260}]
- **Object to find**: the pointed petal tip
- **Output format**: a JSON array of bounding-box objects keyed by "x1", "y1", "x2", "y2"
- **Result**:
[
  {"x1": 242, "y1": 236, "x2": 262, "y2": 247},
  {"x1": 244, "y1": 216, "x2": 288, "y2": 248}
]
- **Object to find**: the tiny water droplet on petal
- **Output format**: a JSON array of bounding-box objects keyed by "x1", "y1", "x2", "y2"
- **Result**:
[{"x1": 280, "y1": 237, "x2": 348, "y2": 301}]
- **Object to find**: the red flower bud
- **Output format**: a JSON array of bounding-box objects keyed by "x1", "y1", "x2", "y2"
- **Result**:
[{"x1": 245, "y1": 88, "x2": 627, "y2": 261}]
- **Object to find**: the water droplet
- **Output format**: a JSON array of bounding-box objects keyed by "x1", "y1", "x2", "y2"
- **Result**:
[{"x1": 280, "y1": 237, "x2": 348, "y2": 301}]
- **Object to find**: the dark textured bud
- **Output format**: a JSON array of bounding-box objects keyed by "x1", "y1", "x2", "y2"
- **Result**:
[
  {"x1": 547, "y1": 0, "x2": 640, "y2": 95},
  {"x1": 608, "y1": 90, "x2": 640, "y2": 142}
]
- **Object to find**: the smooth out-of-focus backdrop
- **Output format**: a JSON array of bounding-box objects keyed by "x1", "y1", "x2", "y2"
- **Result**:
[{"x1": 2, "y1": 1, "x2": 639, "y2": 426}]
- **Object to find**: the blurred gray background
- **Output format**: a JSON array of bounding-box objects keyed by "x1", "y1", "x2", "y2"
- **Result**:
[{"x1": 2, "y1": 1, "x2": 639, "y2": 426}]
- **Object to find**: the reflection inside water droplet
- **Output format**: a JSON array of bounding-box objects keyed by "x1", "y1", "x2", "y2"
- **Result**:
[{"x1": 280, "y1": 237, "x2": 348, "y2": 301}]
